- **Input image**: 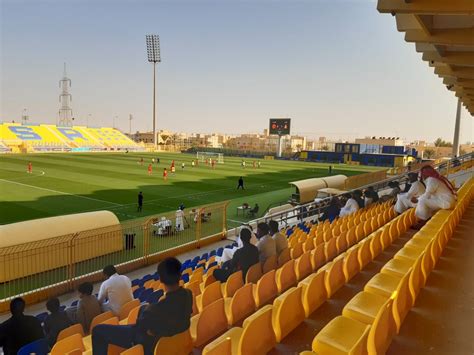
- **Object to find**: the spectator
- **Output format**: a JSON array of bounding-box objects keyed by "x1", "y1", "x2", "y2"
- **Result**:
[
  {"x1": 321, "y1": 196, "x2": 341, "y2": 222},
  {"x1": 339, "y1": 193, "x2": 359, "y2": 217},
  {"x1": 44, "y1": 298, "x2": 72, "y2": 347},
  {"x1": 98, "y1": 265, "x2": 133, "y2": 316},
  {"x1": 395, "y1": 172, "x2": 425, "y2": 214},
  {"x1": 0, "y1": 297, "x2": 44, "y2": 355},
  {"x1": 72, "y1": 282, "x2": 102, "y2": 334},
  {"x1": 352, "y1": 190, "x2": 365, "y2": 208},
  {"x1": 256, "y1": 222, "x2": 277, "y2": 263},
  {"x1": 364, "y1": 186, "x2": 379, "y2": 207},
  {"x1": 213, "y1": 228, "x2": 259, "y2": 282},
  {"x1": 415, "y1": 165, "x2": 456, "y2": 223},
  {"x1": 92, "y1": 258, "x2": 193, "y2": 355},
  {"x1": 381, "y1": 181, "x2": 401, "y2": 202},
  {"x1": 269, "y1": 220, "x2": 288, "y2": 255}
]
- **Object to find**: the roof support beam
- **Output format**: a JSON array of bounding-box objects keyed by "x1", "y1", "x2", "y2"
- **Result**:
[
  {"x1": 378, "y1": 0, "x2": 474, "y2": 15},
  {"x1": 435, "y1": 67, "x2": 474, "y2": 79},
  {"x1": 443, "y1": 78, "x2": 474, "y2": 88},
  {"x1": 405, "y1": 28, "x2": 474, "y2": 46},
  {"x1": 423, "y1": 52, "x2": 474, "y2": 67}
]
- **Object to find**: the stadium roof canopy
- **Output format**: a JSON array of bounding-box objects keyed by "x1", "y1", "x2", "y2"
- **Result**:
[{"x1": 377, "y1": 0, "x2": 474, "y2": 116}]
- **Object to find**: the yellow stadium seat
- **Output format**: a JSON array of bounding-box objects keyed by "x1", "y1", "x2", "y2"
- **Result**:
[
  {"x1": 381, "y1": 257, "x2": 414, "y2": 279},
  {"x1": 324, "y1": 238, "x2": 338, "y2": 261},
  {"x1": 295, "y1": 251, "x2": 312, "y2": 281},
  {"x1": 89, "y1": 311, "x2": 114, "y2": 334},
  {"x1": 119, "y1": 304, "x2": 142, "y2": 325},
  {"x1": 185, "y1": 279, "x2": 201, "y2": 297},
  {"x1": 245, "y1": 263, "x2": 262, "y2": 284},
  {"x1": 197, "y1": 281, "x2": 223, "y2": 312},
  {"x1": 201, "y1": 266, "x2": 219, "y2": 291},
  {"x1": 299, "y1": 271, "x2": 327, "y2": 317},
  {"x1": 51, "y1": 334, "x2": 85, "y2": 355},
  {"x1": 278, "y1": 248, "x2": 291, "y2": 266},
  {"x1": 342, "y1": 291, "x2": 390, "y2": 325},
  {"x1": 119, "y1": 299, "x2": 140, "y2": 321},
  {"x1": 272, "y1": 286, "x2": 305, "y2": 342},
  {"x1": 314, "y1": 231, "x2": 325, "y2": 247},
  {"x1": 65, "y1": 349, "x2": 83, "y2": 355},
  {"x1": 203, "y1": 305, "x2": 276, "y2": 355},
  {"x1": 310, "y1": 244, "x2": 326, "y2": 271},
  {"x1": 154, "y1": 329, "x2": 193, "y2": 354},
  {"x1": 225, "y1": 283, "x2": 255, "y2": 326},
  {"x1": 190, "y1": 298, "x2": 228, "y2": 347},
  {"x1": 312, "y1": 316, "x2": 370, "y2": 355},
  {"x1": 253, "y1": 270, "x2": 278, "y2": 308},
  {"x1": 263, "y1": 255, "x2": 278, "y2": 274},
  {"x1": 346, "y1": 227, "x2": 357, "y2": 247},
  {"x1": 343, "y1": 245, "x2": 360, "y2": 282},
  {"x1": 291, "y1": 242, "x2": 304, "y2": 259},
  {"x1": 190, "y1": 268, "x2": 204, "y2": 284},
  {"x1": 276, "y1": 259, "x2": 297, "y2": 294},
  {"x1": 303, "y1": 238, "x2": 315, "y2": 253},
  {"x1": 336, "y1": 232, "x2": 348, "y2": 254},
  {"x1": 369, "y1": 230, "x2": 383, "y2": 259},
  {"x1": 324, "y1": 255, "x2": 345, "y2": 297},
  {"x1": 57, "y1": 323, "x2": 85, "y2": 342},
  {"x1": 367, "y1": 297, "x2": 395, "y2": 354},
  {"x1": 120, "y1": 345, "x2": 144, "y2": 355},
  {"x1": 222, "y1": 270, "x2": 244, "y2": 298},
  {"x1": 202, "y1": 336, "x2": 232, "y2": 355}
]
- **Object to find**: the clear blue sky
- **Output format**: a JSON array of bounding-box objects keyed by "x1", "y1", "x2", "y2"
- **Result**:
[{"x1": 1, "y1": 0, "x2": 472, "y2": 143}]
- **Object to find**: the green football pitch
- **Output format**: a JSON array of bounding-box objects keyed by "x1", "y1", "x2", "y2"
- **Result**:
[{"x1": 0, "y1": 152, "x2": 380, "y2": 227}]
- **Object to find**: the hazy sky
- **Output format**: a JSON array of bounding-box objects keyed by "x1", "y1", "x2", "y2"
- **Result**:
[{"x1": 1, "y1": 0, "x2": 472, "y2": 143}]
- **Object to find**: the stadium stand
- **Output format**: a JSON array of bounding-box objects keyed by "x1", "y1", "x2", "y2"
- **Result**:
[{"x1": 0, "y1": 123, "x2": 142, "y2": 152}]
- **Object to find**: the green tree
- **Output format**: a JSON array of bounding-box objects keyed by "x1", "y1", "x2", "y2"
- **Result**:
[
  {"x1": 424, "y1": 148, "x2": 435, "y2": 159},
  {"x1": 320, "y1": 145, "x2": 329, "y2": 151},
  {"x1": 434, "y1": 137, "x2": 453, "y2": 147}
]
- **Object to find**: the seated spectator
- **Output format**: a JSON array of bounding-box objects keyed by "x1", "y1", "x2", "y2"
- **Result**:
[
  {"x1": 213, "y1": 228, "x2": 259, "y2": 282},
  {"x1": 381, "y1": 181, "x2": 401, "y2": 202},
  {"x1": 415, "y1": 166, "x2": 457, "y2": 223},
  {"x1": 92, "y1": 258, "x2": 193, "y2": 355},
  {"x1": 256, "y1": 222, "x2": 277, "y2": 263},
  {"x1": 321, "y1": 196, "x2": 341, "y2": 222},
  {"x1": 339, "y1": 193, "x2": 359, "y2": 217},
  {"x1": 44, "y1": 298, "x2": 72, "y2": 347},
  {"x1": 395, "y1": 172, "x2": 425, "y2": 214},
  {"x1": 98, "y1": 265, "x2": 133, "y2": 316},
  {"x1": 248, "y1": 203, "x2": 259, "y2": 218},
  {"x1": 269, "y1": 220, "x2": 288, "y2": 255},
  {"x1": 0, "y1": 297, "x2": 44, "y2": 355},
  {"x1": 352, "y1": 190, "x2": 365, "y2": 208},
  {"x1": 217, "y1": 225, "x2": 258, "y2": 264},
  {"x1": 68, "y1": 282, "x2": 102, "y2": 334},
  {"x1": 364, "y1": 186, "x2": 379, "y2": 207}
]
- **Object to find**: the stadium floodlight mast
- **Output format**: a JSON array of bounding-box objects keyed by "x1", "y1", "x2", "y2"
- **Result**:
[{"x1": 146, "y1": 34, "x2": 161, "y2": 148}]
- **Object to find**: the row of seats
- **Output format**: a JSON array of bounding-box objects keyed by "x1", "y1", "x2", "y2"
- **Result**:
[{"x1": 308, "y1": 177, "x2": 474, "y2": 354}]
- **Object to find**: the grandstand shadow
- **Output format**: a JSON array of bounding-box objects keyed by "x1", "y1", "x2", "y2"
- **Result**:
[
  {"x1": 387, "y1": 203, "x2": 474, "y2": 355},
  {"x1": 269, "y1": 230, "x2": 416, "y2": 355}
]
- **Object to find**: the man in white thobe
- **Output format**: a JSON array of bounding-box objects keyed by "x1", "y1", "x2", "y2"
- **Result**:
[
  {"x1": 339, "y1": 194, "x2": 359, "y2": 217},
  {"x1": 395, "y1": 173, "x2": 426, "y2": 214}
]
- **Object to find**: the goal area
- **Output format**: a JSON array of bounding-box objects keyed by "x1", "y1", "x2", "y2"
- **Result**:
[{"x1": 196, "y1": 152, "x2": 224, "y2": 164}]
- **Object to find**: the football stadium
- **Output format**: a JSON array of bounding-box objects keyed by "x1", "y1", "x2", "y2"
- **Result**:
[{"x1": 1, "y1": 1, "x2": 474, "y2": 355}]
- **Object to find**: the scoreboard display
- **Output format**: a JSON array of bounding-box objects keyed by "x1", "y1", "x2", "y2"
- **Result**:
[{"x1": 269, "y1": 118, "x2": 291, "y2": 135}]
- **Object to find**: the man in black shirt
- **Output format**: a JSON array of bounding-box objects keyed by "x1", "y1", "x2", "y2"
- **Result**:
[
  {"x1": 0, "y1": 297, "x2": 44, "y2": 355},
  {"x1": 213, "y1": 228, "x2": 259, "y2": 282},
  {"x1": 137, "y1": 191, "x2": 143, "y2": 212},
  {"x1": 43, "y1": 297, "x2": 72, "y2": 347},
  {"x1": 237, "y1": 176, "x2": 244, "y2": 190},
  {"x1": 92, "y1": 257, "x2": 193, "y2": 355}
]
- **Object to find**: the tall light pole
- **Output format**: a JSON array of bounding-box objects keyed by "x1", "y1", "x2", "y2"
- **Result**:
[
  {"x1": 146, "y1": 34, "x2": 161, "y2": 149},
  {"x1": 129, "y1": 114, "x2": 133, "y2": 135},
  {"x1": 21, "y1": 108, "x2": 29, "y2": 125},
  {"x1": 113, "y1": 115, "x2": 117, "y2": 129}
]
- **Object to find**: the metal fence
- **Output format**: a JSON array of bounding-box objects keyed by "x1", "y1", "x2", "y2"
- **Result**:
[{"x1": 0, "y1": 201, "x2": 228, "y2": 312}]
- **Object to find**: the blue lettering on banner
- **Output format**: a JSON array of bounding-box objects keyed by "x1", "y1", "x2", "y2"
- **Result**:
[
  {"x1": 57, "y1": 128, "x2": 88, "y2": 141},
  {"x1": 9, "y1": 126, "x2": 42, "y2": 140}
]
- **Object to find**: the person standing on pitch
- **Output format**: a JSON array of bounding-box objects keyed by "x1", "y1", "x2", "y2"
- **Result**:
[
  {"x1": 237, "y1": 176, "x2": 244, "y2": 190},
  {"x1": 148, "y1": 163, "x2": 153, "y2": 175},
  {"x1": 137, "y1": 192, "x2": 144, "y2": 212},
  {"x1": 163, "y1": 168, "x2": 168, "y2": 181},
  {"x1": 27, "y1": 161, "x2": 32, "y2": 174},
  {"x1": 182, "y1": 162, "x2": 185, "y2": 170}
]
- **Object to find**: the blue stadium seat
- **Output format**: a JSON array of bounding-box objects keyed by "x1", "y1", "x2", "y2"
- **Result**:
[
  {"x1": 146, "y1": 290, "x2": 164, "y2": 304},
  {"x1": 181, "y1": 274, "x2": 190, "y2": 283},
  {"x1": 71, "y1": 300, "x2": 79, "y2": 307},
  {"x1": 132, "y1": 279, "x2": 141, "y2": 287},
  {"x1": 217, "y1": 248, "x2": 224, "y2": 256},
  {"x1": 201, "y1": 252, "x2": 209, "y2": 260},
  {"x1": 133, "y1": 287, "x2": 145, "y2": 299},
  {"x1": 17, "y1": 338, "x2": 49, "y2": 355},
  {"x1": 36, "y1": 312, "x2": 48, "y2": 324},
  {"x1": 138, "y1": 289, "x2": 153, "y2": 303},
  {"x1": 206, "y1": 261, "x2": 218, "y2": 270},
  {"x1": 210, "y1": 250, "x2": 217, "y2": 257}
]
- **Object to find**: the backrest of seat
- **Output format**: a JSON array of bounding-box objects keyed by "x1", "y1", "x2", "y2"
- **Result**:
[
  {"x1": 51, "y1": 334, "x2": 85, "y2": 355},
  {"x1": 367, "y1": 298, "x2": 395, "y2": 355},
  {"x1": 202, "y1": 281, "x2": 223, "y2": 309},
  {"x1": 393, "y1": 268, "x2": 412, "y2": 333},
  {"x1": 278, "y1": 248, "x2": 291, "y2": 267},
  {"x1": 369, "y1": 230, "x2": 383, "y2": 259},
  {"x1": 229, "y1": 283, "x2": 256, "y2": 325},
  {"x1": 291, "y1": 242, "x2": 304, "y2": 259},
  {"x1": 90, "y1": 311, "x2": 114, "y2": 333},
  {"x1": 295, "y1": 251, "x2": 312, "y2": 281},
  {"x1": 324, "y1": 255, "x2": 345, "y2": 297},
  {"x1": 246, "y1": 263, "x2": 263, "y2": 284},
  {"x1": 336, "y1": 233, "x2": 347, "y2": 254},
  {"x1": 310, "y1": 244, "x2": 326, "y2": 271},
  {"x1": 194, "y1": 298, "x2": 227, "y2": 347},
  {"x1": 299, "y1": 271, "x2": 327, "y2": 317},
  {"x1": 363, "y1": 219, "x2": 372, "y2": 237},
  {"x1": 255, "y1": 270, "x2": 278, "y2": 307},
  {"x1": 224, "y1": 270, "x2": 244, "y2": 298},
  {"x1": 101, "y1": 316, "x2": 119, "y2": 325},
  {"x1": 126, "y1": 304, "x2": 142, "y2": 325},
  {"x1": 202, "y1": 336, "x2": 232, "y2": 355},
  {"x1": 324, "y1": 238, "x2": 337, "y2": 262},
  {"x1": 263, "y1": 255, "x2": 278, "y2": 274},
  {"x1": 346, "y1": 226, "x2": 357, "y2": 247},
  {"x1": 185, "y1": 280, "x2": 201, "y2": 297},
  {"x1": 276, "y1": 259, "x2": 297, "y2": 293},
  {"x1": 357, "y1": 238, "x2": 372, "y2": 269},
  {"x1": 314, "y1": 231, "x2": 325, "y2": 247},
  {"x1": 409, "y1": 253, "x2": 424, "y2": 303},
  {"x1": 355, "y1": 224, "x2": 365, "y2": 242},
  {"x1": 154, "y1": 329, "x2": 193, "y2": 355},
  {"x1": 343, "y1": 245, "x2": 360, "y2": 282},
  {"x1": 57, "y1": 323, "x2": 85, "y2": 342},
  {"x1": 303, "y1": 238, "x2": 314, "y2": 253},
  {"x1": 120, "y1": 344, "x2": 144, "y2": 355},
  {"x1": 119, "y1": 299, "x2": 140, "y2": 321},
  {"x1": 18, "y1": 339, "x2": 50, "y2": 355},
  {"x1": 240, "y1": 305, "x2": 276, "y2": 355},
  {"x1": 380, "y1": 226, "x2": 390, "y2": 250},
  {"x1": 190, "y1": 268, "x2": 204, "y2": 283}
]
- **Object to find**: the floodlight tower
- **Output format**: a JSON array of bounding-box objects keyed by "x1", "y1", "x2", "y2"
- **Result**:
[
  {"x1": 146, "y1": 35, "x2": 161, "y2": 148},
  {"x1": 58, "y1": 63, "x2": 73, "y2": 127}
]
